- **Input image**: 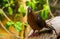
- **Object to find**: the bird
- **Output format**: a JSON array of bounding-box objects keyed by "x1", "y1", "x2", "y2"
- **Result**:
[{"x1": 27, "y1": 7, "x2": 57, "y2": 36}]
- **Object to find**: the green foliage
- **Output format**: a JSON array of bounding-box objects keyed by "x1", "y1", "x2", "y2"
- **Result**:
[
  {"x1": 41, "y1": 4, "x2": 50, "y2": 20},
  {"x1": 14, "y1": 22, "x2": 22, "y2": 32},
  {"x1": 0, "y1": 0, "x2": 27, "y2": 32},
  {"x1": 0, "y1": 9, "x2": 3, "y2": 15},
  {"x1": 3, "y1": 0, "x2": 7, "y2": 2},
  {"x1": 26, "y1": 0, "x2": 37, "y2": 10},
  {"x1": 15, "y1": 14, "x2": 20, "y2": 18},
  {"x1": 6, "y1": 21, "x2": 28, "y2": 32},
  {"x1": 5, "y1": 4, "x2": 9, "y2": 7},
  {"x1": 48, "y1": 0, "x2": 52, "y2": 3},
  {"x1": 26, "y1": 0, "x2": 50, "y2": 20},
  {"x1": 0, "y1": 9, "x2": 4, "y2": 21},
  {"x1": 36, "y1": 0, "x2": 46, "y2": 10},
  {"x1": 6, "y1": 21, "x2": 23, "y2": 32},
  {"x1": 9, "y1": 0, "x2": 14, "y2": 4},
  {"x1": 0, "y1": 0, "x2": 14, "y2": 15},
  {"x1": 6, "y1": 21, "x2": 14, "y2": 29},
  {"x1": 24, "y1": 22, "x2": 28, "y2": 26},
  {"x1": 0, "y1": 0, "x2": 27, "y2": 16},
  {"x1": 8, "y1": 7, "x2": 13, "y2": 15},
  {"x1": 18, "y1": 5, "x2": 26, "y2": 17}
]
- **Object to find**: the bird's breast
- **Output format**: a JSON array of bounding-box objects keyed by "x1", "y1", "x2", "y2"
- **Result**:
[{"x1": 27, "y1": 15, "x2": 42, "y2": 30}]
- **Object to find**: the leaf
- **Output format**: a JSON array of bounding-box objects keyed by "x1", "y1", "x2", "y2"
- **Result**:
[
  {"x1": 5, "y1": 21, "x2": 14, "y2": 29},
  {"x1": 31, "y1": 2, "x2": 35, "y2": 10},
  {"x1": 10, "y1": 0, "x2": 14, "y2": 4},
  {"x1": 18, "y1": 5, "x2": 26, "y2": 16},
  {"x1": 15, "y1": 14, "x2": 20, "y2": 18},
  {"x1": 26, "y1": 0, "x2": 36, "y2": 10},
  {"x1": 7, "y1": 21, "x2": 14, "y2": 25},
  {"x1": 41, "y1": 10, "x2": 48, "y2": 20},
  {"x1": 14, "y1": 22, "x2": 22, "y2": 32},
  {"x1": 24, "y1": 22, "x2": 28, "y2": 26},
  {"x1": 5, "y1": 4, "x2": 9, "y2": 7},
  {"x1": 18, "y1": 5, "x2": 25, "y2": 12},
  {"x1": 5, "y1": 24, "x2": 10, "y2": 30},
  {"x1": 8, "y1": 7, "x2": 13, "y2": 15},
  {"x1": 32, "y1": 0, "x2": 37, "y2": 3},
  {"x1": 15, "y1": 27, "x2": 22, "y2": 32},
  {"x1": 41, "y1": 4, "x2": 50, "y2": 20}
]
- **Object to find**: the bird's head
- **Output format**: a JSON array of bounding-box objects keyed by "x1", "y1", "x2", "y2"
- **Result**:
[{"x1": 27, "y1": 7, "x2": 32, "y2": 14}]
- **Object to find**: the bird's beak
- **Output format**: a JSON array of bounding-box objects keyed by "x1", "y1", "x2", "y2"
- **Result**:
[{"x1": 27, "y1": 7, "x2": 32, "y2": 13}]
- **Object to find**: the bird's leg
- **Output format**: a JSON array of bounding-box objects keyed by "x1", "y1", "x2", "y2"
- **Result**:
[
  {"x1": 28, "y1": 30, "x2": 35, "y2": 37},
  {"x1": 34, "y1": 30, "x2": 40, "y2": 36},
  {"x1": 28, "y1": 30, "x2": 41, "y2": 37},
  {"x1": 30, "y1": 30, "x2": 35, "y2": 36}
]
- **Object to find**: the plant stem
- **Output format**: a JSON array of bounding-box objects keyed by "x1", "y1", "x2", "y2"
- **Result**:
[
  {"x1": 47, "y1": 0, "x2": 54, "y2": 18},
  {"x1": 53, "y1": 0, "x2": 58, "y2": 6},
  {"x1": 0, "y1": 9, "x2": 11, "y2": 21},
  {"x1": 0, "y1": 9, "x2": 20, "y2": 38},
  {"x1": 35, "y1": 10, "x2": 41, "y2": 13}
]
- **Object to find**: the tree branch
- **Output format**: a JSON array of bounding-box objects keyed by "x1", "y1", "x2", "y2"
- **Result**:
[{"x1": 0, "y1": 9, "x2": 11, "y2": 21}]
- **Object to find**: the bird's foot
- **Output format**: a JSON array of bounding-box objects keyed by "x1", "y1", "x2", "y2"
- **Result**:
[{"x1": 28, "y1": 32, "x2": 40, "y2": 38}]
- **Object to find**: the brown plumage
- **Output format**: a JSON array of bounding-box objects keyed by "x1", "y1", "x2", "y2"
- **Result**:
[{"x1": 27, "y1": 7, "x2": 57, "y2": 35}]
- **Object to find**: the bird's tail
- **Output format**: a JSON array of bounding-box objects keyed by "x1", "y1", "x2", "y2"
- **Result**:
[{"x1": 48, "y1": 26, "x2": 57, "y2": 35}]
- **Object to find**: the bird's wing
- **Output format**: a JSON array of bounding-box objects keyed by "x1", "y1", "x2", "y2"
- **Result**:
[{"x1": 36, "y1": 14, "x2": 46, "y2": 28}]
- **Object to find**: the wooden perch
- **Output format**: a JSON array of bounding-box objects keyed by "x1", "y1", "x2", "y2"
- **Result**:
[{"x1": 27, "y1": 16, "x2": 60, "y2": 39}]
